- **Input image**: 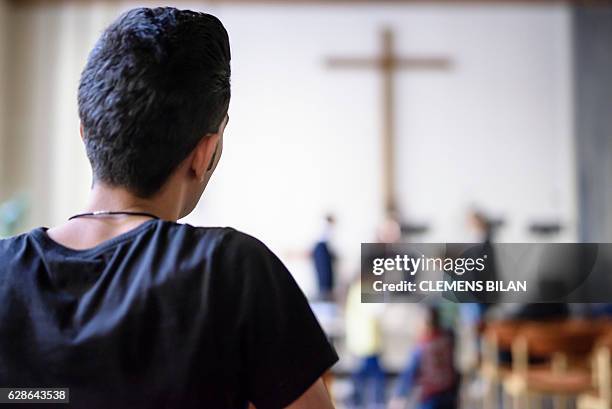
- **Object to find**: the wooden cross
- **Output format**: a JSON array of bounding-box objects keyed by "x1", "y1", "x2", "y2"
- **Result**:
[{"x1": 327, "y1": 27, "x2": 452, "y2": 216}]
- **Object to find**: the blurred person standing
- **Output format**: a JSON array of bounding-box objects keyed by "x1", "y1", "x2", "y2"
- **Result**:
[
  {"x1": 345, "y1": 216, "x2": 402, "y2": 408},
  {"x1": 389, "y1": 306, "x2": 458, "y2": 409},
  {"x1": 345, "y1": 276, "x2": 386, "y2": 409},
  {"x1": 312, "y1": 214, "x2": 337, "y2": 301}
]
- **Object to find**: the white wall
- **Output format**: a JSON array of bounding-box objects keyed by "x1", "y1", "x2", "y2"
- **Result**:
[
  {"x1": 182, "y1": 3, "x2": 576, "y2": 291},
  {"x1": 0, "y1": 0, "x2": 7, "y2": 199},
  {"x1": 2, "y1": 2, "x2": 575, "y2": 295}
]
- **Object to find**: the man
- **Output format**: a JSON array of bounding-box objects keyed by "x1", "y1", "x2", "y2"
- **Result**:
[{"x1": 0, "y1": 7, "x2": 337, "y2": 409}]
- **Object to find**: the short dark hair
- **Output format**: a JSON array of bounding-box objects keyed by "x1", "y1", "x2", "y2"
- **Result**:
[
  {"x1": 425, "y1": 305, "x2": 441, "y2": 330},
  {"x1": 78, "y1": 7, "x2": 231, "y2": 197}
]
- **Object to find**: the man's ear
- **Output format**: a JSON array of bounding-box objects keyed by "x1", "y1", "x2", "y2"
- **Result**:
[
  {"x1": 80, "y1": 124, "x2": 84, "y2": 141},
  {"x1": 191, "y1": 133, "x2": 221, "y2": 183},
  {"x1": 207, "y1": 144, "x2": 219, "y2": 171}
]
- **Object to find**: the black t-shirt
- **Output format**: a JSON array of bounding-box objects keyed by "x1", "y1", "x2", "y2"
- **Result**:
[{"x1": 0, "y1": 220, "x2": 338, "y2": 409}]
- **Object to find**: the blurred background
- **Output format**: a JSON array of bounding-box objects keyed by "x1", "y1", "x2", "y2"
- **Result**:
[{"x1": 0, "y1": 0, "x2": 611, "y2": 408}]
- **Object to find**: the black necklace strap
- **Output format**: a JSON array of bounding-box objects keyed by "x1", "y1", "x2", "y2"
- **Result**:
[{"x1": 68, "y1": 211, "x2": 161, "y2": 221}]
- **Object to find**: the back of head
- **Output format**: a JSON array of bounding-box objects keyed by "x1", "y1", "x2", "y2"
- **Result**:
[
  {"x1": 425, "y1": 305, "x2": 441, "y2": 332},
  {"x1": 78, "y1": 7, "x2": 231, "y2": 198}
]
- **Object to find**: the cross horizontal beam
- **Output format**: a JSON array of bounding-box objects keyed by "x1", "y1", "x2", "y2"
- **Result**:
[{"x1": 326, "y1": 56, "x2": 452, "y2": 69}]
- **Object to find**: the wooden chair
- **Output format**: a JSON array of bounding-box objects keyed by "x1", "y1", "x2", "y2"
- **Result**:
[
  {"x1": 503, "y1": 320, "x2": 599, "y2": 409},
  {"x1": 578, "y1": 332, "x2": 612, "y2": 409},
  {"x1": 480, "y1": 320, "x2": 524, "y2": 409}
]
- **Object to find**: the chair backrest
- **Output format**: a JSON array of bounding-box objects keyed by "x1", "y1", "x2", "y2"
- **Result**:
[
  {"x1": 483, "y1": 320, "x2": 523, "y2": 376},
  {"x1": 484, "y1": 320, "x2": 524, "y2": 353},
  {"x1": 520, "y1": 320, "x2": 602, "y2": 359},
  {"x1": 512, "y1": 336, "x2": 529, "y2": 375}
]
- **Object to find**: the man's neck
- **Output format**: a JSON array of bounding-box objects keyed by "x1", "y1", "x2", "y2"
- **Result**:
[
  {"x1": 45, "y1": 183, "x2": 184, "y2": 251},
  {"x1": 83, "y1": 183, "x2": 183, "y2": 222}
]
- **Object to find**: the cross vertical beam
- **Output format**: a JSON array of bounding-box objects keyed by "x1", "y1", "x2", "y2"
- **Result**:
[{"x1": 326, "y1": 27, "x2": 451, "y2": 216}]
